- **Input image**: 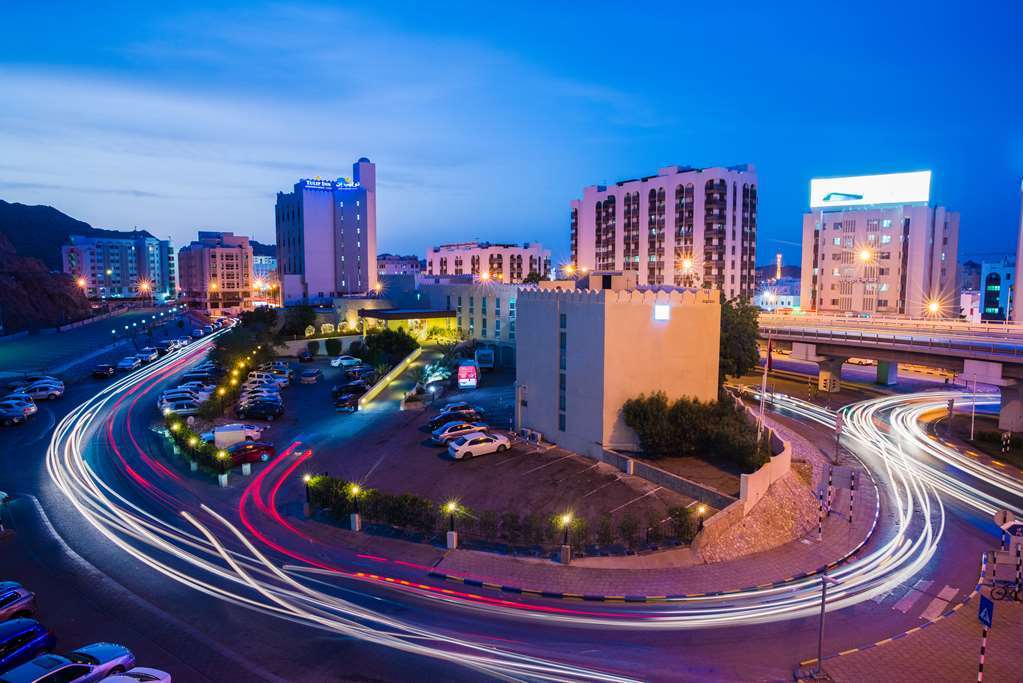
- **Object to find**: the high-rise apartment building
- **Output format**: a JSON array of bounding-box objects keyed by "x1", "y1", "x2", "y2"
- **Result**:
[
  {"x1": 425, "y1": 241, "x2": 550, "y2": 283},
  {"x1": 177, "y1": 231, "x2": 254, "y2": 316},
  {"x1": 570, "y1": 164, "x2": 758, "y2": 299},
  {"x1": 800, "y1": 171, "x2": 959, "y2": 318},
  {"x1": 275, "y1": 158, "x2": 377, "y2": 305},
  {"x1": 62, "y1": 231, "x2": 176, "y2": 301},
  {"x1": 980, "y1": 257, "x2": 1014, "y2": 321}
]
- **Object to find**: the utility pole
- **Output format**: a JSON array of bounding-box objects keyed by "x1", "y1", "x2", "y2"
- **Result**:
[{"x1": 971, "y1": 376, "x2": 978, "y2": 441}]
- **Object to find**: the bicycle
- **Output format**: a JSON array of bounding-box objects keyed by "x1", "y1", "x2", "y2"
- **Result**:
[{"x1": 990, "y1": 582, "x2": 1021, "y2": 601}]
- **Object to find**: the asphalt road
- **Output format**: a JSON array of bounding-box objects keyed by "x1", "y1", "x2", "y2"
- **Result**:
[{"x1": 0, "y1": 344, "x2": 1012, "y2": 682}]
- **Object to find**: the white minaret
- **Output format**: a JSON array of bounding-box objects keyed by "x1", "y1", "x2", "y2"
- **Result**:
[{"x1": 1015, "y1": 177, "x2": 1023, "y2": 321}]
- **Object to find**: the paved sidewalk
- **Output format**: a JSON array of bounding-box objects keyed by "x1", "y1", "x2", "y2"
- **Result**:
[{"x1": 822, "y1": 594, "x2": 1022, "y2": 682}]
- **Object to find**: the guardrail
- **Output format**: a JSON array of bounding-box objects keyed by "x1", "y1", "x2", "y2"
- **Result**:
[
  {"x1": 760, "y1": 313, "x2": 1023, "y2": 339},
  {"x1": 761, "y1": 325, "x2": 1023, "y2": 361},
  {"x1": 358, "y1": 347, "x2": 423, "y2": 409}
]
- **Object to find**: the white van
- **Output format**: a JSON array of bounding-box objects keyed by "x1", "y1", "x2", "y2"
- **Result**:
[
  {"x1": 201, "y1": 423, "x2": 263, "y2": 448},
  {"x1": 247, "y1": 371, "x2": 286, "y2": 388}
]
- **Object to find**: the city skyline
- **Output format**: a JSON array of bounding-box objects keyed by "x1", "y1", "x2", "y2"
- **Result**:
[{"x1": 1, "y1": 3, "x2": 1020, "y2": 266}]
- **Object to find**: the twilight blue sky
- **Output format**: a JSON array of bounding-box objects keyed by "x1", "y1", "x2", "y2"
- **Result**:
[{"x1": 1, "y1": 2, "x2": 1020, "y2": 266}]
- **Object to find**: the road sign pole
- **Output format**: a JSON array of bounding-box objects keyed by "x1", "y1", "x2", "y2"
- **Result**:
[
  {"x1": 814, "y1": 574, "x2": 840, "y2": 677},
  {"x1": 978, "y1": 627, "x2": 988, "y2": 682},
  {"x1": 971, "y1": 377, "x2": 978, "y2": 441},
  {"x1": 849, "y1": 472, "x2": 856, "y2": 525}
]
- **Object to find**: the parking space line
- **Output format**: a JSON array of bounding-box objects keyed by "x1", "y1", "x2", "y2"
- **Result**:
[
  {"x1": 518, "y1": 453, "x2": 575, "y2": 476},
  {"x1": 578, "y1": 475, "x2": 623, "y2": 499},
  {"x1": 607, "y1": 487, "x2": 663, "y2": 514}
]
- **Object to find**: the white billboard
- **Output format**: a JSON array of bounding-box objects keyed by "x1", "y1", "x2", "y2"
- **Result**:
[{"x1": 810, "y1": 171, "x2": 931, "y2": 209}]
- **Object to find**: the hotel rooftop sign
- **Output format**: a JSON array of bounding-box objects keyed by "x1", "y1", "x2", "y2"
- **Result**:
[
  {"x1": 810, "y1": 170, "x2": 931, "y2": 209},
  {"x1": 299, "y1": 177, "x2": 361, "y2": 191}
]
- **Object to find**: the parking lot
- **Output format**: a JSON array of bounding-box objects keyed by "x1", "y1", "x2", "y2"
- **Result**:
[{"x1": 240, "y1": 359, "x2": 695, "y2": 543}]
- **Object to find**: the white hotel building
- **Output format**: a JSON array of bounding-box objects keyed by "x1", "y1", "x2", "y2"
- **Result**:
[
  {"x1": 275, "y1": 158, "x2": 377, "y2": 305},
  {"x1": 570, "y1": 164, "x2": 758, "y2": 300},
  {"x1": 800, "y1": 171, "x2": 959, "y2": 318},
  {"x1": 425, "y1": 241, "x2": 550, "y2": 283}
]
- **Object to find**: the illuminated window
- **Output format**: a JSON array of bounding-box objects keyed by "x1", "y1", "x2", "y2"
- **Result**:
[{"x1": 654, "y1": 304, "x2": 670, "y2": 320}]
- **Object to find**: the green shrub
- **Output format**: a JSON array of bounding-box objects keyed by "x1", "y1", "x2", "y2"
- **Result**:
[
  {"x1": 619, "y1": 514, "x2": 639, "y2": 548},
  {"x1": 596, "y1": 514, "x2": 615, "y2": 545},
  {"x1": 478, "y1": 510, "x2": 498, "y2": 538},
  {"x1": 324, "y1": 337, "x2": 343, "y2": 356},
  {"x1": 307, "y1": 339, "x2": 320, "y2": 355},
  {"x1": 500, "y1": 512, "x2": 522, "y2": 544},
  {"x1": 668, "y1": 507, "x2": 695, "y2": 544}
]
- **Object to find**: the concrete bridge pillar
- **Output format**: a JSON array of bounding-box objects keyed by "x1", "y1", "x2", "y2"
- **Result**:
[
  {"x1": 876, "y1": 361, "x2": 898, "y2": 386},
  {"x1": 818, "y1": 356, "x2": 846, "y2": 393},
  {"x1": 999, "y1": 384, "x2": 1023, "y2": 433}
]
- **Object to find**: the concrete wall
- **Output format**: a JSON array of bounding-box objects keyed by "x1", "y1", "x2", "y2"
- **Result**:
[{"x1": 279, "y1": 335, "x2": 360, "y2": 357}]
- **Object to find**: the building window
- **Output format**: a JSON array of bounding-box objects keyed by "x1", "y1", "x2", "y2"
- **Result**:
[
  {"x1": 559, "y1": 313, "x2": 566, "y2": 329},
  {"x1": 558, "y1": 413, "x2": 566, "y2": 431}
]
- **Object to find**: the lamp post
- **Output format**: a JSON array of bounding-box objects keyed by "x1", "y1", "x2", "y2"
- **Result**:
[
  {"x1": 445, "y1": 501, "x2": 459, "y2": 549},
  {"x1": 302, "y1": 474, "x2": 312, "y2": 516},
  {"x1": 349, "y1": 483, "x2": 362, "y2": 531},
  {"x1": 697, "y1": 504, "x2": 706, "y2": 533},
  {"x1": 559, "y1": 512, "x2": 573, "y2": 564}
]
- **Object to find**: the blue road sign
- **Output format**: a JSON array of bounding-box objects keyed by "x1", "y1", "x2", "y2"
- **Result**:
[{"x1": 978, "y1": 594, "x2": 994, "y2": 628}]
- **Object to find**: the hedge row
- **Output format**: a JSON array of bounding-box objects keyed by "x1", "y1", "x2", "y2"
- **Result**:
[
  {"x1": 307, "y1": 475, "x2": 699, "y2": 549},
  {"x1": 163, "y1": 415, "x2": 231, "y2": 474}
]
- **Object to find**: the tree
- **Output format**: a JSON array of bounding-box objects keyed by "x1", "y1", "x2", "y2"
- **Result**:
[
  {"x1": 282, "y1": 305, "x2": 316, "y2": 337},
  {"x1": 306, "y1": 339, "x2": 321, "y2": 355},
  {"x1": 719, "y1": 294, "x2": 759, "y2": 383},
  {"x1": 324, "y1": 337, "x2": 343, "y2": 356},
  {"x1": 523, "y1": 271, "x2": 543, "y2": 285}
]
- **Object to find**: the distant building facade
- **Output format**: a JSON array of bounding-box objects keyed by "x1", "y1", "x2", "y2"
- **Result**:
[
  {"x1": 419, "y1": 276, "x2": 521, "y2": 366},
  {"x1": 960, "y1": 290, "x2": 981, "y2": 323},
  {"x1": 275, "y1": 158, "x2": 377, "y2": 305},
  {"x1": 177, "y1": 231, "x2": 254, "y2": 316},
  {"x1": 800, "y1": 171, "x2": 959, "y2": 318},
  {"x1": 378, "y1": 253, "x2": 422, "y2": 276},
  {"x1": 425, "y1": 241, "x2": 550, "y2": 283},
  {"x1": 980, "y1": 257, "x2": 1014, "y2": 321},
  {"x1": 958, "y1": 260, "x2": 981, "y2": 292},
  {"x1": 516, "y1": 273, "x2": 720, "y2": 457},
  {"x1": 570, "y1": 164, "x2": 758, "y2": 299},
  {"x1": 62, "y1": 232, "x2": 176, "y2": 301}
]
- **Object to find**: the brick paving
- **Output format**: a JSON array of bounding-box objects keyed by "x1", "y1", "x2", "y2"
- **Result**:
[{"x1": 823, "y1": 594, "x2": 1022, "y2": 682}]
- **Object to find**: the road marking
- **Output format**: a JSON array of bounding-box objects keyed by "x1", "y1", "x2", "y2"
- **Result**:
[
  {"x1": 892, "y1": 579, "x2": 932, "y2": 613},
  {"x1": 578, "y1": 476, "x2": 623, "y2": 499},
  {"x1": 518, "y1": 453, "x2": 575, "y2": 476},
  {"x1": 607, "y1": 487, "x2": 663, "y2": 514},
  {"x1": 920, "y1": 585, "x2": 958, "y2": 621}
]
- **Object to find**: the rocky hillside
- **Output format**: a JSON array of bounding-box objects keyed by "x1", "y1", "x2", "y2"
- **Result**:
[{"x1": 0, "y1": 232, "x2": 92, "y2": 332}]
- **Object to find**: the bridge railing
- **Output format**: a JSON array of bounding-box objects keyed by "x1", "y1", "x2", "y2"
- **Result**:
[
  {"x1": 760, "y1": 313, "x2": 1023, "y2": 341},
  {"x1": 760, "y1": 324, "x2": 1023, "y2": 361}
]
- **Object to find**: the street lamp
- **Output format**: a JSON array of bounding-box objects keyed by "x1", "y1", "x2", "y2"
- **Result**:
[
  {"x1": 926, "y1": 300, "x2": 942, "y2": 317},
  {"x1": 445, "y1": 501, "x2": 459, "y2": 532},
  {"x1": 349, "y1": 483, "x2": 362, "y2": 514},
  {"x1": 857, "y1": 248, "x2": 873, "y2": 264},
  {"x1": 187, "y1": 435, "x2": 198, "y2": 448},
  {"x1": 697, "y1": 504, "x2": 707, "y2": 532},
  {"x1": 559, "y1": 512, "x2": 573, "y2": 546}
]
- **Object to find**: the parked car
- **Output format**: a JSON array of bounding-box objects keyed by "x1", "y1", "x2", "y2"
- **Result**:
[
  {"x1": 448, "y1": 432, "x2": 511, "y2": 460},
  {"x1": 299, "y1": 369, "x2": 322, "y2": 384},
  {"x1": 0, "y1": 401, "x2": 36, "y2": 419},
  {"x1": 14, "y1": 383, "x2": 62, "y2": 400},
  {"x1": 440, "y1": 401, "x2": 485, "y2": 416},
  {"x1": 5, "y1": 377, "x2": 60, "y2": 391},
  {"x1": 116, "y1": 357, "x2": 142, "y2": 372},
  {"x1": 225, "y1": 441, "x2": 276, "y2": 465},
  {"x1": 431, "y1": 421, "x2": 489, "y2": 445},
  {"x1": 160, "y1": 400, "x2": 199, "y2": 417},
  {"x1": 246, "y1": 371, "x2": 286, "y2": 388},
  {"x1": 190, "y1": 329, "x2": 204, "y2": 339},
  {"x1": 0, "y1": 407, "x2": 27, "y2": 427},
  {"x1": 105, "y1": 667, "x2": 172, "y2": 683},
  {"x1": 202, "y1": 325, "x2": 214, "y2": 335},
  {"x1": 329, "y1": 355, "x2": 361, "y2": 368},
  {"x1": 333, "y1": 393, "x2": 360, "y2": 413},
  {"x1": 235, "y1": 401, "x2": 283, "y2": 421},
  {"x1": 344, "y1": 366, "x2": 378, "y2": 383},
  {"x1": 92, "y1": 364, "x2": 116, "y2": 379},
  {"x1": 297, "y1": 350, "x2": 313, "y2": 363},
  {"x1": 428, "y1": 409, "x2": 482, "y2": 431},
  {"x1": 199, "y1": 424, "x2": 262, "y2": 447},
  {"x1": 0, "y1": 582, "x2": 35, "y2": 621},
  {"x1": 330, "y1": 381, "x2": 368, "y2": 400},
  {"x1": 137, "y1": 348, "x2": 159, "y2": 363},
  {"x1": 153, "y1": 340, "x2": 174, "y2": 356},
  {"x1": 0, "y1": 619, "x2": 55, "y2": 674},
  {"x1": 176, "y1": 337, "x2": 192, "y2": 347},
  {"x1": 0, "y1": 643, "x2": 135, "y2": 682}
]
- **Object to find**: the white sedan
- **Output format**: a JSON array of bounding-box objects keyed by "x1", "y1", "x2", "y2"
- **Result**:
[
  {"x1": 447, "y1": 431, "x2": 511, "y2": 460},
  {"x1": 15, "y1": 382, "x2": 64, "y2": 400},
  {"x1": 329, "y1": 355, "x2": 361, "y2": 368},
  {"x1": 107, "y1": 667, "x2": 172, "y2": 683}
]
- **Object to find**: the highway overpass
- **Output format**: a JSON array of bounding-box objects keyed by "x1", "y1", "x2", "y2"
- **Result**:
[{"x1": 759, "y1": 313, "x2": 1023, "y2": 431}]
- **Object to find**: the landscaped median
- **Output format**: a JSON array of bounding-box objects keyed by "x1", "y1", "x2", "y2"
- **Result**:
[
  {"x1": 357, "y1": 347, "x2": 422, "y2": 408},
  {"x1": 162, "y1": 416, "x2": 234, "y2": 484}
]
